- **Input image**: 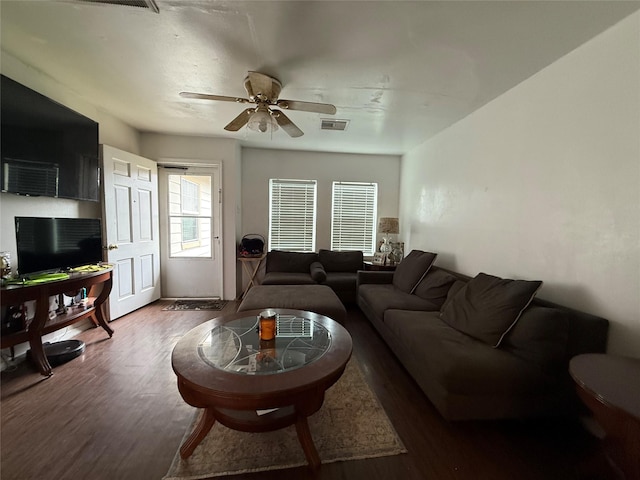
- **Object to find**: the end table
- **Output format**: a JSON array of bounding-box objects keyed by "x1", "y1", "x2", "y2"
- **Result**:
[
  {"x1": 237, "y1": 254, "x2": 266, "y2": 299},
  {"x1": 364, "y1": 261, "x2": 397, "y2": 272}
]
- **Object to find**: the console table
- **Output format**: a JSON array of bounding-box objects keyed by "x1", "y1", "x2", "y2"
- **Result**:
[{"x1": 1, "y1": 268, "x2": 114, "y2": 376}]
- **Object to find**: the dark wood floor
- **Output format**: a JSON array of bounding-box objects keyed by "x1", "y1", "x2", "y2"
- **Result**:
[{"x1": 1, "y1": 300, "x2": 613, "y2": 480}]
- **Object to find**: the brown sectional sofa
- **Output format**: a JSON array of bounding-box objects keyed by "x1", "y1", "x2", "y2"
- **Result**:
[
  {"x1": 357, "y1": 250, "x2": 609, "y2": 421},
  {"x1": 261, "y1": 249, "x2": 364, "y2": 304}
]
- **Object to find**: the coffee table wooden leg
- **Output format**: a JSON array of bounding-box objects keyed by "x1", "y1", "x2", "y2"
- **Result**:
[
  {"x1": 180, "y1": 408, "x2": 217, "y2": 459},
  {"x1": 295, "y1": 416, "x2": 321, "y2": 469}
]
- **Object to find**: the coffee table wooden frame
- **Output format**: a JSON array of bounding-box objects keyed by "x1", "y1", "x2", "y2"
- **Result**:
[{"x1": 171, "y1": 308, "x2": 353, "y2": 468}]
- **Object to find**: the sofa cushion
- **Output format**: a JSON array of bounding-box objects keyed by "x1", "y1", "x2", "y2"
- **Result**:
[
  {"x1": 501, "y1": 306, "x2": 569, "y2": 373},
  {"x1": 383, "y1": 309, "x2": 556, "y2": 395},
  {"x1": 309, "y1": 261, "x2": 327, "y2": 282},
  {"x1": 392, "y1": 250, "x2": 437, "y2": 294},
  {"x1": 262, "y1": 272, "x2": 317, "y2": 285},
  {"x1": 440, "y1": 279, "x2": 466, "y2": 312},
  {"x1": 413, "y1": 269, "x2": 458, "y2": 309},
  {"x1": 265, "y1": 250, "x2": 318, "y2": 273},
  {"x1": 319, "y1": 249, "x2": 363, "y2": 272},
  {"x1": 324, "y1": 272, "x2": 357, "y2": 290},
  {"x1": 359, "y1": 284, "x2": 442, "y2": 315},
  {"x1": 440, "y1": 272, "x2": 543, "y2": 347}
]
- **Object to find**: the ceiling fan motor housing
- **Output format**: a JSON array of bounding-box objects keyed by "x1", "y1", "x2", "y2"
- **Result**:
[{"x1": 244, "y1": 73, "x2": 282, "y2": 103}]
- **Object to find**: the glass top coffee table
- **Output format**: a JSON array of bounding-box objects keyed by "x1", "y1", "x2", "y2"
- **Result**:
[{"x1": 171, "y1": 308, "x2": 353, "y2": 468}]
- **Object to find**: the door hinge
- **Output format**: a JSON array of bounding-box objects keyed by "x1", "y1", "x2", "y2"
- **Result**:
[{"x1": 219, "y1": 188, "x2": 222, "y2": 204}]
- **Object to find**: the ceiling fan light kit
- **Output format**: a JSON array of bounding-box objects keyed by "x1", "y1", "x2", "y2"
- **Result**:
[
  {"x1": 180, "y1": 71, "x2": 336, "y2": 138},
  {"x1": 247, "y1": 106, "x2": 278, "y2": 134}
]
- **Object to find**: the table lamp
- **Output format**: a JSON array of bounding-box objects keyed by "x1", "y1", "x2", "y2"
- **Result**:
[{"x1": 378, "y1": 217, "x2": 399, "y2": 253}]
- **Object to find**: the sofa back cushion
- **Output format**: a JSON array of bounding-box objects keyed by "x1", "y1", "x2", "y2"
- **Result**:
[
  {"x1": 319, "y1": 249, "x2": 363, "y2": 272},
  {"x1": 501, "y1": 306, "x2": 569, "y2": 373},
  {"x1": 392, "y1": 250, "x2": 437, "y2": 294},
  {"x1": 265, "y1": 250, "x2": 319, "y2": 273},
  {"x1": 440, "y1": 272, "x2": 543, "y2": 347},
  {"x1": 413, "y1": 269, "x2": 458, "y2": 309},
  {"x1": 440, "y1": 279, "x2": 467, "y2": 312}
]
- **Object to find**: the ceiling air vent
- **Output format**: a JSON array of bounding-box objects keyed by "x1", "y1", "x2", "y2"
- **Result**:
[
  {"x1": 76, "y1": 0, "x2": 160, "y2": 13},
  {"x1": 321, "y1": 119, "x2": 349, "y2": 131}
]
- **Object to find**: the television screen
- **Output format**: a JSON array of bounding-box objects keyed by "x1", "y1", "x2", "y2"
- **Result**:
[
  {"x1": 15, "y1": 217, "x2": 103, "y2": 276},
  {"x1": 1, "y1": 75, "x2": 100, "y2": 202}
]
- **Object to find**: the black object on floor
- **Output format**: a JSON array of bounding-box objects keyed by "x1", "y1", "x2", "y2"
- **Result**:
[{"x1": 43, "y1": 340, "x2": 85, "y2": 366}]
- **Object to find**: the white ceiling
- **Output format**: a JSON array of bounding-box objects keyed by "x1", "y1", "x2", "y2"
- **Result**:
[{"x1": 2, "y1": 0, "x2": 639, "y2": 155}]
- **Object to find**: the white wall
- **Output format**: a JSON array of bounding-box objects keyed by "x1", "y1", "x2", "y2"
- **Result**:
[
  {"x1": 241, "y1": 148, "x2": 401, "y2": 253},
  {"x1": 0, "y1": 52, "x2": 142, "y2": 358},
  {"x1": 139, "y1": 134, "x2": 242, "y2": 301},
  {"x1": 400, "y1": 12, "x2": 640, "y2": 357},
  {"x1": 0, "y1": 52, "x2": 141, "y2": 271}
]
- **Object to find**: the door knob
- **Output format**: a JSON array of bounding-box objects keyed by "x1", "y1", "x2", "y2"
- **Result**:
[{"x1": 107, "y1": 244, "x2": 119, "y2": 250}]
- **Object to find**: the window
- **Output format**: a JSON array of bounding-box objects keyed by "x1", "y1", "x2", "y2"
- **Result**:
[
  {"x1": 181, "y1": 217, "x2": 198, "y2": 242},
  {"x1": 180, "y1": 178, "x2": 199, "y2": 214},
  {"x1": 331, "y1": 181, "x2": 378, "y2": 255},
  {"x1": 269, "y1": 179, "x2": 317, "y2": 252},
  {"x1": 168, "y1": 174, "x2": 213, "y2": 257}
]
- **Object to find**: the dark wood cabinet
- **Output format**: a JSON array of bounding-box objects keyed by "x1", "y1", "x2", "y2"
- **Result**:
[{"x1": 363, "y1": 261, "x2": 397, "y2": 272}]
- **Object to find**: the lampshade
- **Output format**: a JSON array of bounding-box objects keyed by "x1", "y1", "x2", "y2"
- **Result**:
[
  {"x1": 247, "y1": 106, "x2": 279, "y2": 133},
  {"x1": 378, "y1": 217, "x2": 399, "y2": 234}
]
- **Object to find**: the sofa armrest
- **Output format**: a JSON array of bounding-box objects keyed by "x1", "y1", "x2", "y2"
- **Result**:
[
  {"x1": 357, "y1": 270, "x2": 394, "y2": 287},
  {"x1": 310, "y1": 261, "x2": 327, "y2": 282}
]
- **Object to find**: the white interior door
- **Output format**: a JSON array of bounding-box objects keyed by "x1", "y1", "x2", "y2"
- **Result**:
[
  {"x1": 158, "y1": 164, "x2": 223, "y2": 299},
  {"x1": 101, "y1": 145, "x2": 161, "y2": 319}
]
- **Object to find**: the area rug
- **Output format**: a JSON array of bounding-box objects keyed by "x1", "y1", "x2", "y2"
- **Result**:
[
  {"x1": 163, "y1": 299, "x2": 228, "y2": 311},
  {"x1": 163, "y1": 358, "x2": 407, "y2": 479}
]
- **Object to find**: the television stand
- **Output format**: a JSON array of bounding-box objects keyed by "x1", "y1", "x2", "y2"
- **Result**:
[{"x1": 1, "y1": 268, "x2": 114, "y2": 376}]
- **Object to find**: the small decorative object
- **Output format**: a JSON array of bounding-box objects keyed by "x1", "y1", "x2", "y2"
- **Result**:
[
  {"x1": 259, "y1": 309, "x2": 277, "y2": 341},
  {"x1": 372, "y1": 252, "x2": 386, "y2": 265},
  {"x1": 0, "y1": 251, "x2": 12, "y2": 282},
  {"x1": 378, "y1": 217, "x2": 399, "y2": 253},
  {"x1": 388, "y1": 242, "x2": 405, "y2": 265}
]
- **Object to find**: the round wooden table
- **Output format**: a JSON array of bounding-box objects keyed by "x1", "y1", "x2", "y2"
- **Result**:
[
  {"x1": 569, "y1": 354, "x2": 640, "y2": 480},
  {"x1": 171, "y1": 308, "x2": 353, "y2": 468}
]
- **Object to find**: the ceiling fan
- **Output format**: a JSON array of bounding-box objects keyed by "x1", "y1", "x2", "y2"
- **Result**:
[{"x1": 180, "y1": 71, "x2": 336, "y2": 138}]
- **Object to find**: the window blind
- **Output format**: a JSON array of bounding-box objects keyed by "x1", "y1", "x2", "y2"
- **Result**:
[
  {"x1": 269, "y1": 179, "x2": 317, "y2": 252},
  {"x1": 331, "y1": 181, "x2": 377, "y2": 255}
]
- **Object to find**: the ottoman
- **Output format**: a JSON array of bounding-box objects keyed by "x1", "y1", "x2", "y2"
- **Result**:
[{"x1": 238, "y1": 285, "x2": 347, "y2": 323}]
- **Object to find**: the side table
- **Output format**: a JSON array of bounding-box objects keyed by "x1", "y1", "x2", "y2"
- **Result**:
[
  {"x1": 237, "y1": 254, "x2": 266, "y2": 299},
  {"x1": 363, "y1": 261, "x2": 397, "y2": 272},
  {"x1": 569, "y1": 354, "x2": 640, "y2": 480}
]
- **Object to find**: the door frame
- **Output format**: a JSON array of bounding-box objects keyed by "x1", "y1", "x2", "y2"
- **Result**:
[{"x1": 157, "y1": 160, "x2": 224, "y2": 299}]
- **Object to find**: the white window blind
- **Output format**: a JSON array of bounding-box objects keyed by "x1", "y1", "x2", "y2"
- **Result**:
[
  {"x1": 331, "y1": 181, "x2": 378, "y2": 255},
  {"x1": 269, "y1": 179, "x2": 317, "y2": 252}
]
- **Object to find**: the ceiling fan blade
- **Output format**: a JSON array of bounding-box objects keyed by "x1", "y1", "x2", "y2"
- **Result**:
[
  {"x1": 276, "y1": 99, "x2": 336, "y2": 115},
  {"x1": 180, "y1": 92, "x2": 250, "y2": 104},
  {"x1": 224, "y1": 108, "x2": 255, "y2": 131},
  {"x1": 246, "y1": 71, "x2": 278, "y2": 101},
  {"x1": 272, "y1": 110, "x2": 304, "y2": 138}
]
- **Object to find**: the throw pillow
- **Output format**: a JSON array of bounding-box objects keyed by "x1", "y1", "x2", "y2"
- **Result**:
[
  {"x1": 318, "y1": 249, "x2": 363, "y2": 272},
  {"x1": 501, "y1": 306, "x2": 569, "y2": 373},
  {"x1": 440, "y1": 272, "x2": 543, "y2": 348},
  {"x1": 309, "y1": 261, "x2": 327, "y2": 283},
  {"x1": 413, "y1": 269, "x2": 458, "y2": 309},
  {"x1": 391, "y1": 250, "x2": 437, "y2": 294}
]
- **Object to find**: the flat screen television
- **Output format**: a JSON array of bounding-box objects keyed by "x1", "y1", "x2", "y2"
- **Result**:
[
  {"x1": 15, "y1": 217, "x2": 103, "y2": 276},
  {"x1": 1, "y1": 75, "x2": 100, "y2": 202}
]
